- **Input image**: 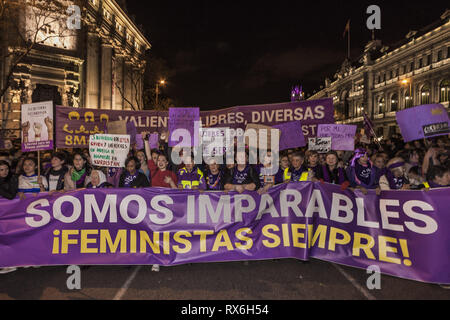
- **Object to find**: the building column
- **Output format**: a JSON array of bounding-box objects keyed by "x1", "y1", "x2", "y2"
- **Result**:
[
  {"x1": 113, "y1": 54, "x2": 124, "y2": 110},
  {"x1": 100, "y1": 41, "x2": 113, "y2": 109},
  {"x1": 86, "y1": 32, "x2": 100, "y2": 109}
]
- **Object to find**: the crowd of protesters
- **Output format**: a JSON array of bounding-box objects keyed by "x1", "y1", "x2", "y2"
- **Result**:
[{"x1": 0, "y1": 132, "x2": 449, "y2": 274}]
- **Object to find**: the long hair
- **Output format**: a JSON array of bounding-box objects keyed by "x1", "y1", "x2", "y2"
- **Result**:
[{"x1": 0, "y1": 160, "x2": 13, "y2": 180}]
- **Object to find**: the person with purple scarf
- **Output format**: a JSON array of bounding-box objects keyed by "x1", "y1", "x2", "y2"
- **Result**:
[
  {"x1": 379, "y1": 157, "x2": 410, "y2": 190},
  {"x1": 319, "y1": 151, "x2": 350, "y2": 189},
  {"x1": 347, "y1": 148, "x2": 379, "y2": 193},
  {"x1": 205, "y1": 158, "x2": 225, "y2": 191}
]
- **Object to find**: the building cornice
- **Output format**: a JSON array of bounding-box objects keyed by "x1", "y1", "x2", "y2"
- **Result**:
[{"x1": 102, "y1": 0, "x2": 151, "y2": 50}]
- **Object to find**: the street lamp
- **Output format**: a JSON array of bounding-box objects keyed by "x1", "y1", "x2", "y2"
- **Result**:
[{"x1": 155, "y1": 79, "x2": 166, "y2": 108}]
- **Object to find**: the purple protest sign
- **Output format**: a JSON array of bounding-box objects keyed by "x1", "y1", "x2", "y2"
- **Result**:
[
  {"x1": 396, "y1": 104, "x2": 450, "y2": 142},
  {"x1": 126, "y1": 121, "x2": 137, "y2": 145},
  {"x1": 273, "y1": 121, "x2": 306, "y2": 150},
  {"x1": 149, "y1": 133, "x2": 159, "y2": 149},
  {"x1": 0, "y1": 182, "x2": 449, "y2": 285},
  {"x1": 168, "y1": 107, "x2": 200, "y2": 147},
  {"x1": 135, "y1": 134, "x2": 144, "y2": 150},
  {"x1": 317, "y1": 124, "x2": 357, "y2": 151}
]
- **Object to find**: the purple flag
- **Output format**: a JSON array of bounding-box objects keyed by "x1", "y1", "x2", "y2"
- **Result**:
[
  {"x1": 363, "y1": 112, "x2": 375, "y2": 138},
  {"x1": 396, "y1": 104, "x2": 450, "y2": 142},
  {"x1": 273, "y1": 120, "x2": 306, "y2": 150}
]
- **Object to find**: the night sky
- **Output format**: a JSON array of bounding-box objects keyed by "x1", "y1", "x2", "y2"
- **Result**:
[{"x1": 126, "y1": 0, "x2": 447, "y2": 110}]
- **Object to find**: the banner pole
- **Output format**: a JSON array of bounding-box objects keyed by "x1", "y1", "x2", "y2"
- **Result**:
[{"x1": 37, "y1": 150, "x2": 41, "y2": 178}]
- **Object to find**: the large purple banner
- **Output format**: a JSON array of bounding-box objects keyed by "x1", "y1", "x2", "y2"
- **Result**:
[
  {"x1": 396, "y1": 104, "x2": 450, "y2": 142},
  {"x1": 55, "y1": 98, "x2": 333, "y2": 148},
  {"x1": 0, "y1": 182, "x2": 449, "y2": 284}
]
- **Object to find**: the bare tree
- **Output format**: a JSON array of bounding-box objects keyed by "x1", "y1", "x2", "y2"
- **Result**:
[
  {"x1": 0, "y1": 0, "x2": 79, "y2": 137},
  {"x1": 115, "y1": 66, "x2": 144, "y2": 111}
]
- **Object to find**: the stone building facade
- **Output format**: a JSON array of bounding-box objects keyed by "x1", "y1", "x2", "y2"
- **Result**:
[
  {"x1": 0, "y1": 0, "x2": 151, "y2": 111},
  {"x1": 308, "y1": 10, "x2": 450, "y2": 138}
]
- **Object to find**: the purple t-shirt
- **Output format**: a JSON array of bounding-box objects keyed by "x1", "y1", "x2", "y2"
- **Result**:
[
  {"x1": 123, "y1": 172, "x2": 138, "y2": 188},
  {"x1": 354, "y1": 162, "x2": 372, "y2": 186}
]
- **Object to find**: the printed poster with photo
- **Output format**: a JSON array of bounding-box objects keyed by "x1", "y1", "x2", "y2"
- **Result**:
[{"x1": 21, "y1": 101, "x2": 54, "y2": 152}]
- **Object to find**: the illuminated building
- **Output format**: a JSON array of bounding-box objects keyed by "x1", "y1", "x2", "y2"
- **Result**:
[
  {"x1": 308, "y1": 10, "x2": 449, "y2": 138},
  {"x1": 0, "y1": 0, "x2": 151, "y2": 111}
]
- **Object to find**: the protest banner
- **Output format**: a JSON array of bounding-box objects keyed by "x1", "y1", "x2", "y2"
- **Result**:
[
  {"x1": 396, "y1": 104, "x2": 450, "y2": 142},
  {"x1": 273, "y1": 120, "x2": 306, "y2": 150},
  {"x1": 0, "y1": 182, "x2": 449, "y2": 285},
  {"x1": 21, "y1": 101, "x2": 54, "y2": 152},
  {"x1": 308, "y1": 137, "x2": 332, "y2": 153},
  {"x1": 89, "y1": 134, "x2": 130, "y2": 167},
  {"x1": 317, "y1": 124, "x2": 356, "y2": 151},
  {"x1": 168, "y1": 107, "x2": 200, "y2": 147},
  {"x1": 55, "y1": 98, "x2": 334, "y2": 148}
]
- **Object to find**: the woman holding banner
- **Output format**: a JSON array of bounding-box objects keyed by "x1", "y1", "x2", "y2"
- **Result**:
[
  {"x1": 421, "y1": 165, "x2": 450, "y2": 189},
  {"x1": 378, "y1": 157, "x2": 410, "y2": 191},
  {"x1": 257, "y1": 150, "x2": 283, "y2": 195},
  {"x1": 0, "y1": 160, "x2": 18, "y2": 200},
  {"x1": 205, "y1": 158, "x2": 225, "y2": 191},
  {"x1": 118, "y1": 156, "x2": 151, "y2": 188},
  {"x1": 65, "y1": 152, "x2": 92, "y2": 190},
  {"x1": 346, "y1": 148, "x2": 380, "y2": 194},
  {"x1": 148, "y1": 153, "x2": 178, "y2": 189},
  {"x1": 305, "y1": 150, "x2": 322, "y2": 179},
  {"x1": 223, "y1": 150, "x2": 260, "y2": 193},
  {"x1": 45, "y1": 152, "x2": 68, "y2": 193},
  {"x1": 17, "y1": 157, "x2": 48, "y2": 199},
  {"x1": 283, "y1": 151, "x2": 314, "y2": 182},
  {"x1": 86, "y1": 170, "x2": 112, "y2": 189},
  {"x1": 177, "y1": 155, "x2": 206, "y2": 190},
  {"x1": 318, "y1": 151, "x2": 350, "y2": 188},
  {"x1": 136, "y1": 150, "x2": 151, "y2": 181}
]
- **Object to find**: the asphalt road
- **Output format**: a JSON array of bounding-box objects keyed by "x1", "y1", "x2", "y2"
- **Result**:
[{"x1": 0, "y1": 258, "x2": 449, "y2": 301}]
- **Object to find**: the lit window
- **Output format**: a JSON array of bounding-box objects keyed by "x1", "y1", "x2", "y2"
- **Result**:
[
  {"x1": 440, "y1": 80, "x2": 450, "y2": 103},
  {"x1": 391, "y1": 94, "x2": 398, "y2": 111},
  {"x1": 421, "y1": 84, "x2": 430, "y2": 104}
]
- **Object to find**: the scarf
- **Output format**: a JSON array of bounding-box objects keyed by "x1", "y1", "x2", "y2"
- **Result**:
[
  {"x1": 49, "y1": 167, "x2": 66, "y2": 177},
  {"x1": 72, "y1": 168, "x2": 87, "y2": 188},
  {"x1": 350, "y1": 149, "x2": 368, "y2": 167},
  {"x1": 322, "y1": 165, "x2": 346, "y2": 184},
  {"x1": 386, "y1": 162, "x2": 407, "y2": 190}
]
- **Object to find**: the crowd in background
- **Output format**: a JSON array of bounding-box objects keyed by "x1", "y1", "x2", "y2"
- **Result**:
[
  {"x1": 0, "y1": 132, "x2": 449, "y2": 274},
  {"x1": 0, "y1": 133, "x2": 448, "y2": 200}
]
